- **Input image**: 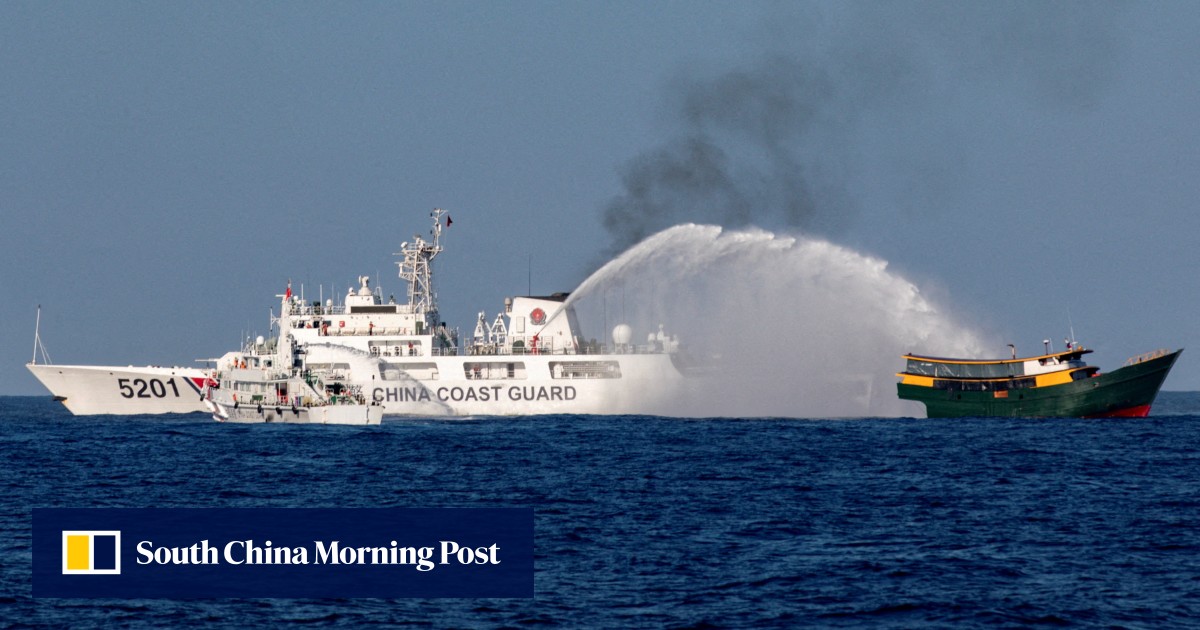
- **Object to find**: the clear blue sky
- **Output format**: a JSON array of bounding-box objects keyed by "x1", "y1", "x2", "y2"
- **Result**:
[{"x1": 4, "y1": 1, "x2": 1199, "y2": 396}]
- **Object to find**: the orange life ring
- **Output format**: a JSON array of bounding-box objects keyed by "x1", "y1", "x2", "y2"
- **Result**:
[{"x1": 339, "y1": 321, "x2": 345, "y2": 328}]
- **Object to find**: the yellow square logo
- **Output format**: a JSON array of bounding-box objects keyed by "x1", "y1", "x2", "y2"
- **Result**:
[{"x1": 61, "y1": 531, "x2": 121, "y2": 575}]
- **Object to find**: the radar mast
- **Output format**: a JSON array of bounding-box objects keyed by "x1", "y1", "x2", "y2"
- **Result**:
[{"x1": 396, "y1": 208, "x2": 447, "y2": 318}]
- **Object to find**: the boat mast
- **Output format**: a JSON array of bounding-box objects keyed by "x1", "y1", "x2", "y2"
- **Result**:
[
  {"x1": 30, "y1": 305, "x2": 51, "y2": 365},
  {"x1": 396, "y1": 208, "x2": 447, "y2": 318},
  {"x1": 1067, "y1": 308, "x2": 1077, "y2": 349},
  {"x1": 31, "y1": 305, "x2": 40, "y2": 364}
]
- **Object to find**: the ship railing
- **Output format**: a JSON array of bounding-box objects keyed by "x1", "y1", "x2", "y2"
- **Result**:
[
  {"x1": 463, "y1": 342, "x2": 670, "y2": 357},
  {"x1": 1124, "y1": 348, "x2": 1171, "y2": 366},
  {"x1": 289, "y1": 304, "x2": 349, "y2": 317}
]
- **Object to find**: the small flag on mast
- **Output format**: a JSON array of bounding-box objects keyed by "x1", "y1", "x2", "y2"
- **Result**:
[
  {"x1": 285, "y1": 281, "x2": 292, "y2": 299},
  {"x1": 446, "y1": 215, "x2": 452, "y2": 227}
]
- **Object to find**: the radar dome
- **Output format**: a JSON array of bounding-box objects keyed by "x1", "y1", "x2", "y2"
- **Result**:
[
  {"x1": 612, "y1": 324, "x2": 632, "y2": 345},
  {"x1": 255, "y1": 335, "x2": 265, "y2": 346}
]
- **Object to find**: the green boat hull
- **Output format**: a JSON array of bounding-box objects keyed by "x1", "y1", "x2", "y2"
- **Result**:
[{"x1": 898, "y1": 350, "x2": 1181, "y2": 418}]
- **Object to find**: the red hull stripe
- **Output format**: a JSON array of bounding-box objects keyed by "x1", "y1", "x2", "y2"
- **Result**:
[{"x1": 1084, "y1": 404, "x2": 1152, "y2": 419}]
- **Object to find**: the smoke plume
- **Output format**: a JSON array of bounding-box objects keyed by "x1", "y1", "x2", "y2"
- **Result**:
[{"x1": 600, "y1": 1, "x2": 1126, "y2": 256}]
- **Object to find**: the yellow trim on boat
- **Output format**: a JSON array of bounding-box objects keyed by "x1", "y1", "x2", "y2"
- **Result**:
[
  {"x1": 1035, "y1": 370, "x2": 1074, "y2": 387},
  {"x1": 898, "y1": 374, "x2": 935, "y2": 387}
]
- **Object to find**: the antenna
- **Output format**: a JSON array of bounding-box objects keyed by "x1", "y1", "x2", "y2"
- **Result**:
[
  {"x1": 31, "y1": 305, "x2": 40, "y2": 364},
  {"x1": 395, "y1": 208, "x2": 446, "y2": 314},
  {"x1": 31, "y1": 305, "x2": 52, "y2": 365}
]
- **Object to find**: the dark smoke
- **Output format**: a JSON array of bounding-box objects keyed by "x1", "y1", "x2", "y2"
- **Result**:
[
  {"x1": 602, "y1": 56, "x2": 837, "y2": 258},
  {"x1": 599, "y1": 1, "x2": 1126, "y2": 259}
]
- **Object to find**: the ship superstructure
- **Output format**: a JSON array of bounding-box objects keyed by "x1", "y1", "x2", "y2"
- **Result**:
[{"x1": 234, "y1": 209, "x2": 686, "y2": 416}]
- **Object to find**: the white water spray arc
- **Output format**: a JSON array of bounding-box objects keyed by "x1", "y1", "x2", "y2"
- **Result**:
[{"x1": 564, "y1": 224, "x2": 988, "y2": 417}]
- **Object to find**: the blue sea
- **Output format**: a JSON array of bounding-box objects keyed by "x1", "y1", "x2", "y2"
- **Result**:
[{"x1": 3, "y1": 394, "x2": 1200, "y2": 628}]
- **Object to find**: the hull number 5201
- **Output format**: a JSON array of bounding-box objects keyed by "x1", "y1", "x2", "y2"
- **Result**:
[{"x1": 118, "y1": 378, "x2": 180, "y2": 399}]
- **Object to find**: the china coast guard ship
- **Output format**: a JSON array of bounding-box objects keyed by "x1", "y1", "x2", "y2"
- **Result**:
[{"x1": 30, "y1": 209, "x2": 689, "y2": 417}]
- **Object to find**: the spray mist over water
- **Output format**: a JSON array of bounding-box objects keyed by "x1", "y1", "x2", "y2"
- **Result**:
[{"x1": 567, "y1": 224, "x2": 988, "y2": 417}]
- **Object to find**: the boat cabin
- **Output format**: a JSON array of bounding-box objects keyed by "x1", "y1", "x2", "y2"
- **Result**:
[{"x1": 898, "y1": 348, "x2": 1100, "y2": 392}]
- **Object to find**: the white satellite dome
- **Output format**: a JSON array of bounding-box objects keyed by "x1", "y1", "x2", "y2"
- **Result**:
[{"x1": 612, "y1": 324, "x2": 632, "y2": 345}]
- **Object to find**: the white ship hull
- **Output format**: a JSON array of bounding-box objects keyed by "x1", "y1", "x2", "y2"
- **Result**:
[
  {"x1": 27, "y1": 355, "x2": 685, "y2": 418},
  {"x1": 26, "y1": 363, "x2": 210, "y2": 415}
]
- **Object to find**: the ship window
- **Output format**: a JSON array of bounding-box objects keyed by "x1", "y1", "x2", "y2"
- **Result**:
[
  {"x1": 933, "y1": 376, "x2": 1035, "y2": 391},
  {"x1": 549, "y1": 361, "x2": 622, "y2": 379},
  {"x1": 370, "y1": 341, "x2": 422, "y2": 357},
  {"x1": 1012, "y1": 377, "x2": 1036, "y2": 389},
  {"x1": 350, "y1": 305, "x2": 399, "y2": 314},
  {"x1": 907, "y1": 359, "x2": 1023, "y2": 379},
  {"x1": 463, "y1": 362, "x2": 526, "y2": 380},
  {"x1": 384, "y1": 362, "x2": 439, "y2": 380}
]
